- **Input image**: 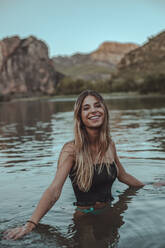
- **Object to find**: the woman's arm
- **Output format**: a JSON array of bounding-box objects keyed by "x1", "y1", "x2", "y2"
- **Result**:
[
  {"x1": 111, "y1": 141, "x2": 145, "y2": 187},
  {"x1": 3, "y1": 142, "x2": 75, "y2": 240}
]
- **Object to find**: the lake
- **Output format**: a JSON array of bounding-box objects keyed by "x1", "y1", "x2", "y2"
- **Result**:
[{"x1": 0, "y1": 94, "x2": 165, "y2": 248}]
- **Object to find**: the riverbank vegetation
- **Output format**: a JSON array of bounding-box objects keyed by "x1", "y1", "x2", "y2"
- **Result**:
[
  {"x1": 55, "y1": 76, "x2": 111, "y2": 95},
  {"x1": 56, "y1": 73, "x2": 165, "y2": 95}
]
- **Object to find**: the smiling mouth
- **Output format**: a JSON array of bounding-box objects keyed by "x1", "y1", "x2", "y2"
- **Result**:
[{"x1": 88, "y1": 115, "x2": 101, "y2": 120}]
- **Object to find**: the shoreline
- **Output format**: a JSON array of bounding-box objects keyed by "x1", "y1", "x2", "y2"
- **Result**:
[{"x1": 0, "y1": 91, "x2": 165, "y2": 103}]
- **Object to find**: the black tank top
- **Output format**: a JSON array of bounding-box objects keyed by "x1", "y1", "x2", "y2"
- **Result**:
[{"x1": 69, "y1": 161, "x2": 117, "y2": 206}]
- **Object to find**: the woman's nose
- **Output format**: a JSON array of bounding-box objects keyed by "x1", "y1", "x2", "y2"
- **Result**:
[{"x1": 90, "y1": 106, "x2": 97, "y2": 112}]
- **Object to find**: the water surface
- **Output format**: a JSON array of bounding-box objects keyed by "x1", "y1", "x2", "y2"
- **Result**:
[{"x1": 0, "y1": 95, "x2": 165, "y2": 248}]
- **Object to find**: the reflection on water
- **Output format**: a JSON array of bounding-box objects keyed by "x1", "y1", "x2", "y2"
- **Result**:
[
  {"x1": 0, "y1": 99, "x2": 74, "y2": 168},
  {"x1": 34, "y1": 188, "x2": 138, "y2": 248},
  {"x1": 0, "y1": 95, "x2": 165, "y2": 248}
]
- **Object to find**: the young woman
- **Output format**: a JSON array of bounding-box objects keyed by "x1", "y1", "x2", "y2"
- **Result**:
[{"x1": 3, "y1": 90, "x2": 162, "y2": 240}]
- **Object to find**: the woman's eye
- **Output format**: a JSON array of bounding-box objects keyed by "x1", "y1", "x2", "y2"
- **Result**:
[{"x1": 83, "y1": 107, "x2": 89, "y2": 111}]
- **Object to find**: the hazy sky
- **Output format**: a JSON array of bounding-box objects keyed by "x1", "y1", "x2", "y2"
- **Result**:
[{"x1": 0, "y1": 0, "x2": 165, "y2": 56}]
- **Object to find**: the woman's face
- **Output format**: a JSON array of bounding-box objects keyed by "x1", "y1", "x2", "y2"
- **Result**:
[{"x1": 81, "y1": 95, "x2": 105, "y2": 129}]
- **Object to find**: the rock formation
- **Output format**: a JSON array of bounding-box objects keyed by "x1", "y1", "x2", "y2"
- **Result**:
[
  {"x1": 90, "y1": 42, "x2": 138, "y2": 65},
  {"x1": 118, "y1": 31, "x2": 165, "y2": 72},
  {"x1": 0, "y1": 36, "x2": 63, "y2": 101},
  {"x1": 111, "y1": 31, "x2": 165, "y2": 93},
  {"x1": 52, "y1": 42, "x2": 138, "y2": 81}
]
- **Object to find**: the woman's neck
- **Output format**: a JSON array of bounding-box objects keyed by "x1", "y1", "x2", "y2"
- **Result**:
[{"x1": 86, "y1": 127, "x2": 100, "y2": 146}]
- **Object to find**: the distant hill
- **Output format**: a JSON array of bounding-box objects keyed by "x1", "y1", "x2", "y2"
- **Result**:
[
  {"x1": 111, "y1": 31, "x2": 165, "y2": 93},
  {"x1": 52, "y1": 42, "x2": 139, "y2": 82}
]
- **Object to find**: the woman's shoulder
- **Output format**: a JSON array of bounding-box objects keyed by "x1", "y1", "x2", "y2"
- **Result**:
[
  {"x1": 58, "y1": 141, "x2": 75, "y2": 168},
  {"x1": 109, "y1": 138, "x2": 116, "y2": 148},
  {"x1": 108, "y1": 139, "x2": 117, "y2": 156},
  {"x1": 63, "y1": 140, "x2": 75, "y2": 149},
  {"x1": 61, "y1": 140, "x2": 75, "y2": 157},
  {"x1": 103, "y1": 139, "x2": 117, "y2": 165}
]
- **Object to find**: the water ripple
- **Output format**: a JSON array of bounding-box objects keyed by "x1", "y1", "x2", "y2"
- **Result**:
[{"x1": 0, "y1": 95, "x2": 165, "y2": 248}]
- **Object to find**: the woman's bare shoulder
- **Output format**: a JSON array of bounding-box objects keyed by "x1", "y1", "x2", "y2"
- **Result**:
[
  {"x1": 109, "y1": 139, "x2": 116, "y2": 150},
  {"x1": 57, "y1": 141, "x2": 75, "y2": 168},
  {"x1": 61, "y1": 140, "x2": 75, "y2": 156},
  {"x1": 108, "y1": 139, "x2": 117, "y2": 158}
]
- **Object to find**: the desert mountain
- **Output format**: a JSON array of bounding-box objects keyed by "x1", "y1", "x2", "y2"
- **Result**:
[
  {"x1": 52, "y1": 42, "x2": 139, "y2": 81},
  {"x1": 90, "y1": 42, "x2": 138, "y2": 64},
  {"x1": 111, "y1": 30, "x2": 165, "y2": 93}
]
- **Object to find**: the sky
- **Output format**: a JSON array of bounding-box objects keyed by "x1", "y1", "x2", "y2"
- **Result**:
[{"x1": 0, "y1": 0, "x2": 165, "y2": 56}]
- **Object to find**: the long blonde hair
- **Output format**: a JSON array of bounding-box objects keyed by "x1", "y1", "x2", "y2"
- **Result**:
[{"x1": 73, "y1": 90, "x2": 112, "y2": 191}]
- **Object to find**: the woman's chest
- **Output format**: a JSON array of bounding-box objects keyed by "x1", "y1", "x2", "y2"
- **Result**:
[{"x1": 92, "y1": 163, "x2": 117, "y2": 187}]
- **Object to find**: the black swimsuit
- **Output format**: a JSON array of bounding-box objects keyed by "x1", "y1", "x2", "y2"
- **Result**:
[{"x1": 69, "y1": 161, "x2": 117, "y2": 206}]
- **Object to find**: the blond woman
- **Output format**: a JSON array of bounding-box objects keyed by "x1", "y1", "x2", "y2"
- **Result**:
[{"x1": 4, "y1": 90, "x2": 164, "y2": 240}]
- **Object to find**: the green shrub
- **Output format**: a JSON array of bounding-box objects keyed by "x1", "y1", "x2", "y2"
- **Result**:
[
  {"x1": 139, "y1": 73, "x2": 165, "y2": 94},
  {"x1": 110, "y1": 77, "x2": 138, "y2": 92},
  {"x1": 56, "y1": 77, "x2": 111, "y2": 94}
]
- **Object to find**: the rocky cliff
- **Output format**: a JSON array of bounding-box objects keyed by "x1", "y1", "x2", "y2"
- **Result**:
[
  {"x1": 90, "y1": 42, "x2": 138, "y2": 65},
  {"x1": 118, "y1": 31, "x2": 165, "y2": 73},
  {"x1": 53, "y1": 42, "x2": 138, "y2": 81},
  {"x1": 0, "y1": 36, "x2": 63, "y2": 101},
  {"x1": 111, "y1": 31, "x2": 165, "y2": 93}
]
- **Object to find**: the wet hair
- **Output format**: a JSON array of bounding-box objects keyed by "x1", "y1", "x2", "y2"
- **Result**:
[{"x1": 73, "y1": 90, "x2": 112, "y2": 191}]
